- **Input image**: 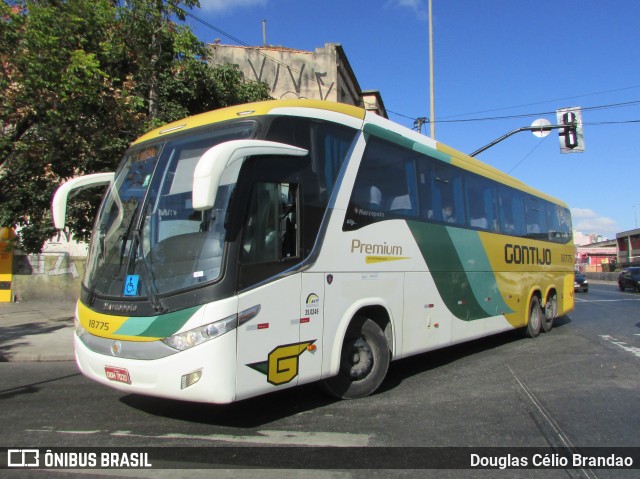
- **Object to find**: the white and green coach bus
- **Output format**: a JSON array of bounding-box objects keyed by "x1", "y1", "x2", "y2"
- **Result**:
[{"x1": 52, "y1": 99, "x2": 575, "y2": 403}]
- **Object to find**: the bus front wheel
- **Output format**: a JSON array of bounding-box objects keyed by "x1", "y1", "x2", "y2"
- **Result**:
[
  {"x1": 524, "y1": 295, "x2": 542, "y2": 338},
  {"x1": 322, "y1": 317, "x2": 390, "y2": 400}
]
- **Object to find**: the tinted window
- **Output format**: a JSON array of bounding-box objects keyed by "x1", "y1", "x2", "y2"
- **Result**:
[
  {"x1": 546, "y1": 202, "x2": 572, "y2": 242},
  {"x1": 465, "y1": 175, "x2": 498, "y2": 231},
  {"x1": 525, "y1": 196, "x2": 547, "y2": 239},
  {"x1": 343, "y1": 133, "x2": 572, "y2": 244},
  {"x1": 497, "y1": 186, "x2": 526, "y2": 236},
  {"x1": 345, "y1": 136, "x2": 419, "y2": 230},
  {"x1": 241, "y1": 182, "x2": 299, "y2": 264},
  {"x1": 430, "y1": 164, "x2": 464, "y2": 225},
  {"x1": 266, "y1": 117, "x2": 357, "y2": 206},
  {"x1": 236, "y1": 118, "x2": 358, "y2": 290}
]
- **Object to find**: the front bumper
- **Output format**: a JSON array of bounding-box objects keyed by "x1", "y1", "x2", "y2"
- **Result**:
[{"x1": 74, "y1": 330, "x2": 238, "y2": 404}]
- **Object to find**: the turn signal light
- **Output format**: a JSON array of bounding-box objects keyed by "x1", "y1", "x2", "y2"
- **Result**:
[{"x1": 181, "y1": 369, "x2": 202, "y2": 389}]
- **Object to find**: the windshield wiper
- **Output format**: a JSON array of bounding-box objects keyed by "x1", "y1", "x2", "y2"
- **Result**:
[
  {"x1": 131, "y1": 228, "x2": 166, "y2": 313},
  {"x1": 119, "y1": 205, "x2": 140, "y2": 266},
  {"x1": 88, "y1": 206, "x2": 137, "y2": 305}
]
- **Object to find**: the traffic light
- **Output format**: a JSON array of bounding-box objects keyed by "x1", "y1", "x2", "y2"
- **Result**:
[{"x1": 556, "y1": 107, "x2": 585, "y2": 153}]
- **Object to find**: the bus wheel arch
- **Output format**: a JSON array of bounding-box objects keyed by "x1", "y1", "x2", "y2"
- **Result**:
[
  {"x1": 523, "y1": 291, "x2": 542, "y2": 338},
  {"x1": 358, "y1": 305, "x2": 394, "y2": 353},
  {"x1": 542, "y1": 289, "x2": 558, "y2": 333},
  {"x1": 322, "y1": 306, "x2": 392, "y2": 399}
]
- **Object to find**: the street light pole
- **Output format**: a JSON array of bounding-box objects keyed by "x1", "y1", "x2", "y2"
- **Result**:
[{"x1": 428, "y1": 0, "x2": 435, "y2": 139}]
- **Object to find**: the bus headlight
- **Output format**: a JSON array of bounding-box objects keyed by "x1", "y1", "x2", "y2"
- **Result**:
[
  {"x1": 74, "y1": 316, "x2": 88, "y2": 339},
  {"x1": 74, "y1": 301, "x2": 88, "y2": 339},
  {"x1": 162, "y1": 314, "x2": 237, "y2": 351}
]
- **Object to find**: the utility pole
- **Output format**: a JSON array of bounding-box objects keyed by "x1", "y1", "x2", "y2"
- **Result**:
[
  {"x1": 428, "y1": 0, "x2": 436, "y2": 139},
  {"x1": 414, "y1": 117, "x2": 429, "y2": 134},
  {"x1": 262, "y1": 19, "x2": 267, "y2": 47}
]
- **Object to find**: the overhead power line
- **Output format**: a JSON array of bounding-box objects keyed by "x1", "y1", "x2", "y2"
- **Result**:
[
  {"x1": 172, "y1": 2, "x2": 319, "y2": 88},
  {"x1": 390, "y1": 100, "x2": 640, "y2": 127},
  {"x1": 438, "y1": 85, "x2": 640, "y2": 120},
  {"x1": 434, "y1": 100, "x2": 640, "y2": 124},
  {"x1": 172, "y1": 2, "x2": 640, "y2": 129}
]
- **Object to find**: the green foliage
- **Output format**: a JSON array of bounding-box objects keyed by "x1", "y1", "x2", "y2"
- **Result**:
[
  {"x1": 158, "y1": 62, "x2": 271, "y2": 125},
  {"x1": 0, "y1": 0, "x2": 271, "y2": 253}
]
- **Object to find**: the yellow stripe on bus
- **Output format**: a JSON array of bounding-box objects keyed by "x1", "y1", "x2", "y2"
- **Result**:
[
  {"x1": 77, "y1": 301, "x2": 159, "y2": 342},
  {"x1": 132, "y1": 99, "x2": 366, "y2": 146}
]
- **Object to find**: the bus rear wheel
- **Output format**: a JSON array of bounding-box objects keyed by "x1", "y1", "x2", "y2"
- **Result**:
[
  {"x1": 322, "y1": 317, "x2": 390, "y2": 399},
  {"x1": 523, "y1": 295, "x2": 542, "y2": 338},
  {"x1": 541, "y1": 294, "x2": 557, "y2": 333}
]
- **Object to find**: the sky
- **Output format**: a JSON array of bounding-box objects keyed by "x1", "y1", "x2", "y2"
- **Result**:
[{"x1": 182, "y1": 0, "x2": 640, "y2": 240}]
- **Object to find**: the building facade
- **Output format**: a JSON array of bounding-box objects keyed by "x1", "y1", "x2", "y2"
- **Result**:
[
  {"x1": 207, "y1": 42, "x2": 387, "y2": 117},
  {"x1": 616, "y1": 228, "x2": 640, "y2": 266},
  {"x1": 575, "y1": 239, "x2": 617, "y2": 272}
]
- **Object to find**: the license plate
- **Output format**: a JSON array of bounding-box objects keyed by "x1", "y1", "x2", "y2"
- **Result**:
[{"x1": 105, "y1": 366, "x2": 131, "y2": 384}]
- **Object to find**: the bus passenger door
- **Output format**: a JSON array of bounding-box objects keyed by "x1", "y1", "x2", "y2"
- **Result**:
[{"x1": 234, "y1": 180, "x2": 303, "y2": 401}]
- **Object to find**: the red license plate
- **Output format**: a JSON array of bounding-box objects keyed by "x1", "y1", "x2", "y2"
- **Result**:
[{"x1": 105, "y1": 366, "x2": 131, "y2": 384}]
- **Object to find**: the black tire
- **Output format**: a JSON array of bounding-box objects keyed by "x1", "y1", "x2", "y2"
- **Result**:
[
  {"x1": 541, "y1": 294, "x2": 557, "y2": 333},
  {"x1": 523, "y1": 295, "x2": 542, "y2": 338},
  {"x1": 322, "y1": 317, "x2": 390, "y2": 399},
  {"x1": 619, "y1": 282, "x2": 625, "y2": 292}
]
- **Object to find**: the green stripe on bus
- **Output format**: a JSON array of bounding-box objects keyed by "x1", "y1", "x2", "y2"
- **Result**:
[
  {"x1": 447, "y1": 228, "x2": 513, "y2": 316},
  {"x1": 114, "y1": 305, "x2": 201, "y2": 338},
  {"x1": 407, "y1": 221, "x2": 509, "y2": 320},
  {"x1": 363, "y1": 123, "x2": 451, "y2": 164}
]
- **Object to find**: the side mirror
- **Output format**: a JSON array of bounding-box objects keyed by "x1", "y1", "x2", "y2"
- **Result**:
[
  {"x1": 192, "y1": 140, "x2": 307, "y2": 211},
  {"x1": 51, "y1": 172, "x2": 115, "y2": 229}
]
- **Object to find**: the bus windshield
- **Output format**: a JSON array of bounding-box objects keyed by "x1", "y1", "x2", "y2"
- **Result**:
[{"x1": 83, "y1": 122, "x2": 256, "y2": 300}]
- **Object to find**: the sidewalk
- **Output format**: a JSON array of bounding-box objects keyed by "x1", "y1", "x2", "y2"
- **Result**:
[{"x1": 0, "y1": 300, "x2": 77, "y2": 362}]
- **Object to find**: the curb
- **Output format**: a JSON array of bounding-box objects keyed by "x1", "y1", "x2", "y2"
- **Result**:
[
  {"x1": 0, "y1": 302, "x2": 76, "y2": 362},
  {"x1": 0, "y1": 325, "x2": 75, "y2": 362}
]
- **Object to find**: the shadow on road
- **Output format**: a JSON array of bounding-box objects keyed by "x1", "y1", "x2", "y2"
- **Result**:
[
  {"x1": 121, "y1": 382, "x2": 336, "y2": 428},
  {"x1": 0, "y1": 321, "x2": 70, "y2": 362},
  {"x1": 0, "y1": 372, "x2": 81, "y2": 400},
  {"x1": 121, "y1": 317, "x2": 573, "y2": 428}
]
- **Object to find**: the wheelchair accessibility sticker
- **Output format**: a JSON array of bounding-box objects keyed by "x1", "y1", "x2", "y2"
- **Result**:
[{"x1": 124, "y1": 275, "x2": 139, "y2": 296}]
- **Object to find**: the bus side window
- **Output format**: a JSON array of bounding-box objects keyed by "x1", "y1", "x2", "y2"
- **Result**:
[
  {"x1": 344, "y1": 136, "x2": 419, "y2": 230},
  {"x1": 432, "y1": 165, "x2": 464, "y2": 225},
  {"x1": 417, "y1": 159, "x2": 433, "y2": 220},
  {"x1": 465, "y1": 175, "x2": 497, "y2": 230},
  {"x1": 524, "y1": 196, "x2": 546, "y2": 239},
  {"x1": 280, "y1": 183, "x2": 299, "y2": 258},
  {"x1": 545, "y1": 202, "x2": 561, "y2": 241},
  {"x1": 241, "y1": 182, "x2": 299, "y2": 264},
  {"x1": 497, "y1": 187, "x2": 525, "y2": 236},
  {"x1": 546, "y1": 203, "x2": 572, "y2": 243},
  {"x1": 557, "y1": 205, "x2": 572, "y2": 242},
  {"x1": 353, "y1": 184, "x2": 382, "y2": 210}
]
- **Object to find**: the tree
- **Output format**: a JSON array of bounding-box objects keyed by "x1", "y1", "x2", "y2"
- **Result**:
[
  {"x1": 115, "y1": 0, "x2": 202, "y2": 121},
  {"x1": 1, "y1": 0, "x2": 136, "y2": 252},
  {"x1": 0, "y1": 0, "x2": 271, "y2": 253}
]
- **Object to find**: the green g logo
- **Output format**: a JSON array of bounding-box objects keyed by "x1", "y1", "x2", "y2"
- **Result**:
[{"x1": 248, "y1": 341, "x2": 316, "y2": 385}]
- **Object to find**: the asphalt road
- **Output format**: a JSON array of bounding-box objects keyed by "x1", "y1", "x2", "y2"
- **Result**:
[{"x1": 1, "y1": 282, "x2": 638, "y2": 477}]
